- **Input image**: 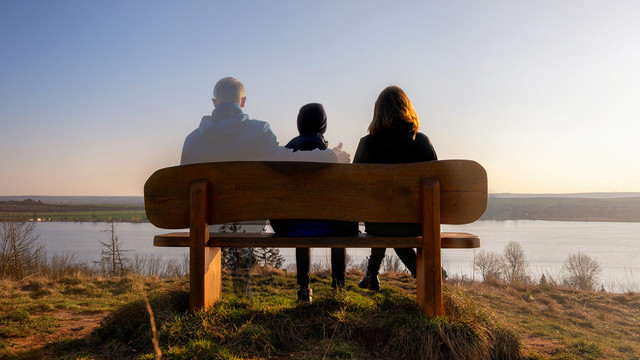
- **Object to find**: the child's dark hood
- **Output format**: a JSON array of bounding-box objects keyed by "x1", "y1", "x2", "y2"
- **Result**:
[{"x1": 297, "y1": 103, "x2": 327, "y2": 135}]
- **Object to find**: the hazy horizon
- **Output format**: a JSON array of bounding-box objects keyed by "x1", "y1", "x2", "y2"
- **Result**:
[
  {"x1": 2, "y1": 1, "x2": 639, "y2": 196},
  {"x1": 3, "y1": 192, "x2": 640, "y2": 205}
]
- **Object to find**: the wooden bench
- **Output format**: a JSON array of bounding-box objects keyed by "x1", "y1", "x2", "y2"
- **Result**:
[{"x1": 144, "y1": 160, "x2": 487, "y2": 316}]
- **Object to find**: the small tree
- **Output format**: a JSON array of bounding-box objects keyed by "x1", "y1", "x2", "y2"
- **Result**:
[
  {"x1": 474, "y1": 250, "x2": 503, "y2": 283},
  {"x1": 100, "y1": 220, "x2": 128, "y2": 277},
  {"x1": 539, "y1": 273, "x2": 548, "y2": 286},
  {"x1": 502, "y1": 241, "x2": 530, "y2": 283},
  {"x1": 219, "y1": 223, "x2": 256, "y2": 270},
  {"x1": 562, "y1": 252, "x2": 601, "y2": 290},
  {"x1": 219, "y1": 223, "x2": 254, "y2": 295},
  {"x1": 0, "y1": 217, "x2": 45, "y2": 279},
  {"x1": 254, "y1": 247, "x2": 285, "y2": 270}
]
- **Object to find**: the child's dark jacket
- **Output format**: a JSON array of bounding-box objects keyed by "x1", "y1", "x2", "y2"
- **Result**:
[{"x1": 270, "y1": 134, "x2": 357, "y2": 237}]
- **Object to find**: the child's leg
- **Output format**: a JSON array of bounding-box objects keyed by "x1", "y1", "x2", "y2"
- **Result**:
[
  {"x1": 367, "y1": 248, "x2": 386, "y2": 273},
  {"x1": 357, "y1": 248, "x2": 385, "y2": 291},
  {"x1": 331, "y1": 247, "x2": 346, "y2": 288},
  {"x1": 296, "y1": 247, "x2": 311, "y2": 287}
]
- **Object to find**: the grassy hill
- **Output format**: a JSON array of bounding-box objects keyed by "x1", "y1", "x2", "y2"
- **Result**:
[{"x1": 1, "y1": 271, "x2": 638, "y2": 359}]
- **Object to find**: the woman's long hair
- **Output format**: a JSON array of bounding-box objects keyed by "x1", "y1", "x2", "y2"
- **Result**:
[{"x1": 368, "y1": 86, "x2": 419, "y2": 135}]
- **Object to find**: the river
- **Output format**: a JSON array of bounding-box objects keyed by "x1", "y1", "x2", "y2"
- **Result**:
[{"x1": 31, "y1": 220, "x2": 640, "y2": 292}]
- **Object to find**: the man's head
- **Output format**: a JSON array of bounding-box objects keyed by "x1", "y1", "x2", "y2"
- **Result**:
[{"x1": 213, "y1": 77, "x2": 246, "y2": 107}]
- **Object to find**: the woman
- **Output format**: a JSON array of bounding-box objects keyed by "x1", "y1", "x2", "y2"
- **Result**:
[{"x1": 354, "y1": 86, "x2": 437, "y2": 291}]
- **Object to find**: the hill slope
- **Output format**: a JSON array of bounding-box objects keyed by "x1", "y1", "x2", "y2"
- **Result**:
[{"x1": 1, "y1": 273, "x2": 638, "y2": 359}]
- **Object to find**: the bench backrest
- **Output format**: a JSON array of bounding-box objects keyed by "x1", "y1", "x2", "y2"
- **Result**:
[{"x1": 144, "y1": 160, "x2": 487, "y2": 229}]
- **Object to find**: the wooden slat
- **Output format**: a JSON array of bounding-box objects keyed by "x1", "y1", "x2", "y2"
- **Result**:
[
  {"x1": 144, "y1": 160, "x2": 487, "y2": 229},
  {"x1": 153, "y1": 231, "x2": 480, "y2": 249}
]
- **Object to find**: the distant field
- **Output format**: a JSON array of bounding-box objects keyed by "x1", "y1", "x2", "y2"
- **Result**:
[
  {"x1": 0, "y1": 195, "x2": 144, "y2": 205},
  {"x1": 3, "y1": 194, "x2": 640, "y2": 223},
  {"x1": 482, "y1": 196, "x2": 640, "y2": 222},
  {"x1": 0, "y1": 199, "x2": 146, "y2": 222}
]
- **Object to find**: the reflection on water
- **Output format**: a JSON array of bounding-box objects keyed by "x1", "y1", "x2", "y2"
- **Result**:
[{"x1": 34, "y1": 220, "x2": 640, "y2": 292}]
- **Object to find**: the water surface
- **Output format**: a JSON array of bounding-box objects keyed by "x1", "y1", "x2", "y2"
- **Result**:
[{"x1": 34, "y1": 220, "x2": 640, "y2": 292}]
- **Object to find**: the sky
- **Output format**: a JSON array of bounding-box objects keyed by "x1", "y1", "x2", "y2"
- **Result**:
[{"x1": 1, "y1": 1, "x2": 639, "y2": 196}]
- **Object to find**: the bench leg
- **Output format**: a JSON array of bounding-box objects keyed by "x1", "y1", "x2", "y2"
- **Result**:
[
  {"x1": 416, "y1": 179, "x2": 444, "y2": 317},
  {"x1": 189, "y1": 179, "x2": 222, "y2": 312},
  {"x1": 190, "y1": 246, "x2": 222, "y2": 311}
]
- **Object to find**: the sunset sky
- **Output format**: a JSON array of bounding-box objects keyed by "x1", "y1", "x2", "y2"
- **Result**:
[{"x1": 1, "y1": 1, "x2": 639, "y2": 196}]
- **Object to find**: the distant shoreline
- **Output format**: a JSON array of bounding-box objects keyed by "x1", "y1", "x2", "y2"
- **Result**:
[
  {"x1": 3, "y1": 194, "x2": 640, "y2": 223},
  {"x1": 3, "y1": 192, "x2": 640, "y2": 204},
  {"x1": 490, "y1": 192, "x2": 640, "y2": 199},
  {"x1": 480, "y1": 196, "x2": 640, "y2": 223}
]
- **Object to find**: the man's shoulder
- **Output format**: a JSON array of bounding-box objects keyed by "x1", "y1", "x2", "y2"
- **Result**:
[{"x1": 242, "y1": 117, "x2": 271, "y2": 130}]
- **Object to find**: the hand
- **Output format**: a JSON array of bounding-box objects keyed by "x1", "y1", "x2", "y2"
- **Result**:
[{"x1": 332, "y1": 143, "x2": 351, "y2": 163}]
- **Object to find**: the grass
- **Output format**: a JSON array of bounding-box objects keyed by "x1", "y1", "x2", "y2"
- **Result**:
[
  {"x1": 0, "y1": 272, "x2": 638, "y2": 359},
  {"x1": 0, "y1": 200, "x2": 147, "y2": 222},
  {"x1": 0, "y1": 209, "x2": 147, "y2": 222},
  {"x1": 87, "y1": 272, "x2": 521, "y2": 360},
  {"x1": 0, "y1": 275, "x2": 179, "y2": 358},
  {"x1": 459, "y1": 280, "x2": 640, "y2": 359}
]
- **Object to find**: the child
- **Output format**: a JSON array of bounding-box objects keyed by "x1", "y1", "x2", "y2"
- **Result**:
[{"x1": 270, "y1": 103, "x2": 357, "y2": 304}]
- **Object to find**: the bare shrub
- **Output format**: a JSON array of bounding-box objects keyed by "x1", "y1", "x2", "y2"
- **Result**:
[
  {"x1": 130, "y1": 253, "x2": 150, "y2": 276},
  {"x1": 0, "y1": 217, "x2": 46, "y2": 279},
  {"x1": 100, "y1": 221, "x2": 128, "y2": 277},
  {"x1": 356, "y1": 256, "x2": 370, "y2": 273},
  {"x1": 130, "y1": 254, "x2": 161, "y2": 276},
  {"x1": 284, "y1": 262, "x2": 297, "y2": 273},
  {"x1": 502, "y1": 241, "x2": 530, "y2": 284},
  {"x1": 129, "y1": 254, "x2": 188, "y2": 277},
  {"x1": 540, "y1": 268, "x2": 564, "y2": 287},
  {"x1": 345, "y1": 252, "x2": 354, "y2": 272},
  {"x1": 474, "y1": 250, "x2": 503, "y2": 282},
  {"x1": 382, "y1": 254, "x2": 407, "y2": 274},
  {"x1": 539, "y1": 273, "x2": 548, "y2": 286},
  {"x1": 46, "y1": 253, "x2": 95, "y2": 280},
  {"x1": 309, "y1": 257, "x2": 330, "y2": 274},
  {"x1": 180, "y1": 253, "x2": 189, "y2": 276},
  {"x1": 562, "y1": 252, "x2": 601, "y2": 290},
  {"x1": 162, "y1": 257, "x2": 185, "y2": 278}
]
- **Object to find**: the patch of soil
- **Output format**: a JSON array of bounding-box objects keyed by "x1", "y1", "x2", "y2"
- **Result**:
[
  {"x1": 8, "y1": 311, "x2": 107, "y2": 352},
  {"x1": 521, "y1": 335, "x2": 563, "y2": 357}
]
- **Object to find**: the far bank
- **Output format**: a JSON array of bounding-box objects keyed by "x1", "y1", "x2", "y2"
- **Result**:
[{"x1": 3, "y1": 194, "x2": 640, "y2": 223}]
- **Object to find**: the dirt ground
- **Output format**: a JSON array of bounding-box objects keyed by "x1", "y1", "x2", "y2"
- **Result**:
[
  {"x1": 6, "y1": 311, "x2": 107, "y2": 355},
  {"x1": 521, "y1": 335, "x2": 563, "y2": 358}
]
